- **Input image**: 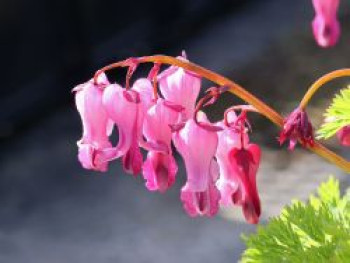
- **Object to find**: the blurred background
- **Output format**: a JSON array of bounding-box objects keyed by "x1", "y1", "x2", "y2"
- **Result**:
[{"x1": 1, "y1": 0, "x2": 350, "y2": 262}]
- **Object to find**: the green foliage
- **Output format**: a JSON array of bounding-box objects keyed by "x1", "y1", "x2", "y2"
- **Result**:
[
  {"x1": 317, "y1": 87, "x2": 350, "y2": 140},
  {"x1": 241, "y1": 177, "x2": 350, "y2": 263}
]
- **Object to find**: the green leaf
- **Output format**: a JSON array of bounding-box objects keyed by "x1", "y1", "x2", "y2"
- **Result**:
[
  {"x1": 241, "y1": 177, "x2": 350, "y2": 263},
  {"x1": 317, "y1": 87, "x2": 350, "y2": 140}
]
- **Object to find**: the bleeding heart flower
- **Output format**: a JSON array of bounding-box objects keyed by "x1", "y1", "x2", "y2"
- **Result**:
[
  {"x1": 312, "y1": 0, "x2": 340, "y2": 48},
  {"x1": 216, "y1": 111, "x2": 261, "y2": 224},
  {"x1": 173, "y1": 112, "x2": 220, "y2": 217},
  {"x1": 158, "y1": 56, "x2": 201, "y2": 120},
  {"x1": 337, "y1": 125, "x2": 350, "y2": 146},
  {"x1": 102, "y1": 83, "x2": 144, "y2": 175},
  {"x1": 73, "y1": 73, "x2": 115, "y2": 172},
  {"x1": 279, "y1": 107, "x2": 314, "y2": 150},
  {"x1": 142, "y1": 99, "x2": 183, "y2": 192}
]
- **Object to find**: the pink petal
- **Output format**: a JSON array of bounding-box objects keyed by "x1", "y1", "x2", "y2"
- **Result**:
[
  {"x1": 132, "y1": 78, "x2": 155, "y2": 111},
  {"x1": 142, "y1": 99, "x2": 182, "y2": 191},
  {"x1": 143, "y1": 99, "x2": 182, "y2": 145},
  {"x1": 74, "y1": 73, "x2": 114, "y2": 171},
  {"x1": 122, "y1": 139, "x2": 143, "y2": 175},
  {"x1": 180, "y1": 161, "x2": 220, "y2": 217},
  {"x1": 173, "y1": 114, "x2": 221, "y2": 217},
  {"x1": 229, "y1": 144, "x2": 261, "y2": 224},
  {"x1": 143, "y1": 151, "x2": 178, "y2": 192},
  {"x1": 158, "y1": 62, "x2": 201, "y2": 120},
  {"x1": 103, "y1": 84, "x2": 144, "y2": 175},
  {"x1": 173, "y1": 118, "x2": 218, "y2": 191},
  {"x1": 215, "y1": 118, "x2": 246, "y2": 206}
]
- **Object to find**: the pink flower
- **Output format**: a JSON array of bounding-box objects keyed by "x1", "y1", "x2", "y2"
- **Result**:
[
  {"x1": 73, "y1": 73, "x2": 115, "y2": 172},
  {"x1": 102, "y1": 83, "x2": 144, "y2": 175},
  {"x1": 312, "y1": 0, "x2": 340, "y2": 47},
  {"x1": 216, "y1": 111, "x2": 261, "y2": 224},
  {"x1": 142, "y1": 99, "x2": 183, "y2": 192},
  {"x1": 279, "y1": 107, "x2": 314, "y2": 150},
  {"x1": 337, "y1": 125, "x2": 350, "y2": 146},
  {"x1": 158, "y1": 57, "x2": 201, "y2": 120},
  {"x1": 173, "y1": 112, "x2": 220, "y2": 217}
]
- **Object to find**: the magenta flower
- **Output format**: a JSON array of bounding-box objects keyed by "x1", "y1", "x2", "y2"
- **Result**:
[
  {"x1": 337, "y1": 125, "x2": 350, "y2": 146},
  {"x1": 73, "y1": 73, "x2": 115, "y2": 172},
  {"x1": 229, "y1": 144, "x2": 261, "y2": 224},
  {"x1": 142, "y1": 99, "x2": 183, "y2": 192},
  {"x1": 312, "y1": 0, "x2": 340, "y2": 47},
  {"x1": 279, "y1": 107, "x2": 314, "y2": 150},
  {"x1": 173, "y1": 112, "x2": 220, "y2": 217},
  {"x1": 102, "y1": 83, "x2": 144, "y2": 175},
  {"x1": 216, "y1": 111, "x2": 261, "y2": 224},
  {"x1": 158, "y1": 57, "x2": 201, "y2": 120}
]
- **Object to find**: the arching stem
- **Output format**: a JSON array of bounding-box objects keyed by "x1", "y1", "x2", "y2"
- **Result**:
[
  {"x1": 94, "y1": 55, "x2": 350, "y2": 173},
  {"x1": 299, "y1": 68, "x2": 350, "y2": 109}
]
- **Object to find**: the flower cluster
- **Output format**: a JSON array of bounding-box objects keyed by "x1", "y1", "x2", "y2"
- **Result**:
[{"x1": 73, "y1": 56, "x2": 262, "y2": 224}]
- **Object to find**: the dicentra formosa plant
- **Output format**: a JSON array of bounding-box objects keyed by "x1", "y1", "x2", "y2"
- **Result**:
[{"x1": 72, "y1": 53, "x2": 350, "y2": 224}]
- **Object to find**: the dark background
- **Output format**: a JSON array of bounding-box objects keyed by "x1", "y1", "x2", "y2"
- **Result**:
[
  {"x1": 0, "y1": 0, "x2": 251, "y2": 138},
  {"x1": 1, "y1": 1, "x2": 350, "y2": 262}
]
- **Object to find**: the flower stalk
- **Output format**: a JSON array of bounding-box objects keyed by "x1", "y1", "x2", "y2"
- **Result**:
[
  {"x1": 95, "y1": 55, "x2": 350, "y2": 173},
  {"x1": 299, "y1": 68, "x2": 350, "y2": 109}
]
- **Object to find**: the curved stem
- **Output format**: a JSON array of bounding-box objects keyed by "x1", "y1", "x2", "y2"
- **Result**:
[
  {"x1": 299, "y1": 69, "x2": 350, "y2": 109},
  {"x1": 95, "y1": 55, "x2": 350, "y2": 173}
]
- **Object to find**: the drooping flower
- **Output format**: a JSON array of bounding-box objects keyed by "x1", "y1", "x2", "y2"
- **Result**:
[
  {"x1": 142, "y1": 99, "x2": 183, "y2": 192},
  {"x1": 216, "y1": 111, "x2": 261, "y2": 224},
  {"x1": 279, "y1": 107, "x2": 314, "y2": 150},
  {"x1": 173, "y1": 112, "x2": 220, "y2": 217},
  {"x1": 337, "y1": 125, "x2": 350, "y2": 146},
  {"x1": 102, "y1": 83, "x2": 144, "y2": 175},
  {"x1": 229, "y1": 144, "x2": 261, "y2": 224},
  {"x1": 312, "y1": 0, "x2": 340, "y2": 48},
  {"x1": 73, "y1": 73, "x2": 115, "y2": 172},
  {"x1": 158, "y1": 56, "x2": 201, "y2": 120}
]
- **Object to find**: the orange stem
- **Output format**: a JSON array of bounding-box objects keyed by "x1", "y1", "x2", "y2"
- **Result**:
[{"x1": 299, "y1": 69, "x2": 350, "y2": 109}]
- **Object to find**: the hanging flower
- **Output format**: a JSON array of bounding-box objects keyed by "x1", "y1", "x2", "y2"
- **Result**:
[
  {"x1": 216, "y1": 111, "x2": 261, "y2": 224},
  {"x1": 312, "y1": 0, "x2": 340, "y2": 47},
  {"x1": 102, "y1": 83, "x2": 144, "y2": 175},
  {"x1": 73, "y1": 73, "x2": 115, "y2": 172},
  {"x1": 173, "y1": 112, "x2": 220, "y2": 217},
  {"x1": 142, "y1": 99, "x2": 183, "y2": 192}
]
